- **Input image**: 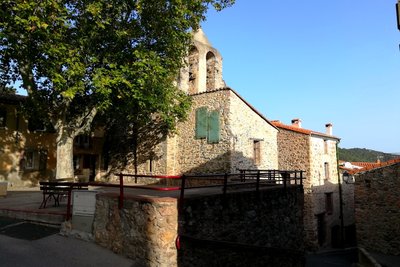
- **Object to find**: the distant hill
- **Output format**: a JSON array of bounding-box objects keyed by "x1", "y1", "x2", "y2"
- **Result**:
[{"x1": 338, "y1": 148, "x2": 399, "y2": 162}]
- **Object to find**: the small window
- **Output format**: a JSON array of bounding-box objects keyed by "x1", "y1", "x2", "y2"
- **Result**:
[
  {"x1": 324, "y1": 140, "x2": 328, "y2": 154},
  {"x1": 324, "y1": 162, "x2": 330, "y2": 180},
  {"x1": 325, "y1": 192, "x2": 333, "y2": 215},
  {"x1": 0, "y1": 108, "x2": 6, "y2": 128},
  {"x1": 28, "y1": 118, "x2": 46, "y2": 132},
  {"x1": 25, "y1": 151, "x2": 35, "y2": 169},
  {"x1": 253, "y1": 140, "x2": 261, "y2": 165},
  {"x1": 24, "y1": 149, "x2": 47, "y2": 170},
  {"x1": 148, "y1": 158, "x2": 154, "y2": 173},
  {"x1": 74, "y1": 135, "x2": 91, "y2": 148}
]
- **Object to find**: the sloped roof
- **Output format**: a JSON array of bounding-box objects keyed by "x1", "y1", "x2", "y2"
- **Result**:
[
  {"x1": 0, "y1": 93, "x2": 26, "y2": 104},
  {"x1": 348, "y1": 157, "x2": 400, "y2": 174},
  {"x1": 190, "y1": 87, "x2": 278, "y2": 130},
  {"x1": 192, "y1": 28, "x2": 212, "y2": 46},
  {"x1": 271, "y1": 120, "x2": 340, "y2": 140}
]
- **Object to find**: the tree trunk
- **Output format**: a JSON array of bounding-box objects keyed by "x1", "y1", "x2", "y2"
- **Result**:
[{"x1": 56, "y1": 130, "x2": 75, "y2": 180}]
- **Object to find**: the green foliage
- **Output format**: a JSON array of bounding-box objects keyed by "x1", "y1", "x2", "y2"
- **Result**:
[
  {"x1": 0, "y1": 84, "x2": 15, "y2": 94},
  {"x1": 0, "y1": 0, "x2": 234, "y2": 134},
  {"x1": 338, "y1": 147, "x2": 398, "y2": 162},
  {"x1": 0, "y1": 0, "x2": 234, "y2": 175}
]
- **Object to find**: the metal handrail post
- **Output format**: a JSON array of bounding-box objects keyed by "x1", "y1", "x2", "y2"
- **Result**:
[
  {"x1": 283, "y1": 172, "x2": 287, "y2": 190},
  {"x1": 256, "y1": 170, "x2": 260, "y2": 193},
  {"x1": 223, "y1": 173, "x2": 228, "y2": 196},
  {"x1": 119, "y1": 173, "x2": 124, "y2": 209},
  {"x1": 179, "y1": 175, "x2": 186, "y2": 213},
  {"x1": 300, "y1": 171, "x2": 303, "y2": 186},
  {"x1": 66, "y1": 184, "x2": 73, "y2": 220}
]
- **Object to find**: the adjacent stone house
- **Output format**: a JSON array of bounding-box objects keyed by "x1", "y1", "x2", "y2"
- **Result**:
[
  {"x1": 0, "y1": 93, "x2": 105, "y2": 184},
  {"x1": 0, "y1": 93, "x2": 56, "y2": 185},
  {"x1": 353, "y1": 159, "x2": 400, "y2": 255},
  {"x1": 271, "y1": 119, "x2": 342, "y2": 250}
]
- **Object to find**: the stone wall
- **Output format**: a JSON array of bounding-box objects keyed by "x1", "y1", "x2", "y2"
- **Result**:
[
  {"x1": 121, "y1": 138, "x2": 169, "y2": 177},
  {"x1": 179, "y1": 186, "x2": 305, "y2": 266},
  {"x1": 229, "y1": 91, "x2": 278, "y2": 171},
  {"x1": 92, "y1": 186, "x2": 305, "y2": 267},
  {"x1": 309, "y1": 137, "x2": 341, "y2": 249},
  {"x1": 275, "y1": 126, "x2": 343, "y2": 250},
  {"x1": 93, "y1": 193, "x2": 179, "y2": 267},
  {"x1": 176, "y1": 90, "x2": 232, "y2": 174},
  {"x1": 354, "y1": 163, "x2": 400, "y2": 255},
  {"x1": 276, "y1": 128, "x2": 310, "y2": 178},
  {"x1": 175, "y1": 89, "x2": 278, "y2": 174}
]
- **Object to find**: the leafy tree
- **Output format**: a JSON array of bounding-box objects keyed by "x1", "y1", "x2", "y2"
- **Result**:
[
  {"x1": 0, "y1": 0, "x2": 234, "y2": 179},
  {"x1": 0, "y1": 84, "x2": 15, "y2": 94},
  {"x1": 338, "y1": 147, "x2": 398, "y2": 162}
]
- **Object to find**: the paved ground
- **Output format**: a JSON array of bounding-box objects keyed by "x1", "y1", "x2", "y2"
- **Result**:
[
  {"x1": 2, "y1": 186, "x2": 400, "y2": 267},
  {"x1": 0, "y1": 217, "x2": 134, "y2": 267},
  {"x1": 305, "y1": 248, "x2": 358, "y2": 267}
]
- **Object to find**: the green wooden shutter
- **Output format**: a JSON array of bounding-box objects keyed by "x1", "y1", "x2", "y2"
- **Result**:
[
  {"x1": 207, "y1": 110, "x2": 220, "y2": 143},
  {"x1": 195, "y1": 107, "x2": 208, "y2": 139}
]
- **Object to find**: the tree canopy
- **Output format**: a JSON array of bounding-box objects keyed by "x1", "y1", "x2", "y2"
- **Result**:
[{"x1": 0, "y1": 0, "x2": 234, "y2": 178}]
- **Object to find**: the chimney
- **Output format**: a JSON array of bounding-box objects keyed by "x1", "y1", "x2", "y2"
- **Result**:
[
  {"x1": 325, "y1": 123, "x2": 333, "y2": 135},
  {"x1": 291, "y1": 118, "x2": 302, "y2": 128}
]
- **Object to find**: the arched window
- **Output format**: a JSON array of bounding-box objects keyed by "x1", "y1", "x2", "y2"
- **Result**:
[
  {"x1": 188, "y1": 46, "x2": 199, "y2": 94},
  {"x1": 206, "y1": 51, "x2": 217, "y2": 91}
]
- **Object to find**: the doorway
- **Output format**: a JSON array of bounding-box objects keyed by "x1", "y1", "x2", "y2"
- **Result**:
[{"x1": 316, "y1": 213, "x2": 326, "y2": 247}]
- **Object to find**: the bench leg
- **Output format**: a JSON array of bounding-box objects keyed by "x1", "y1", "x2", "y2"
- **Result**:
[{"x1": 39, "y1": 194, "x2": 53, "y2": 209}]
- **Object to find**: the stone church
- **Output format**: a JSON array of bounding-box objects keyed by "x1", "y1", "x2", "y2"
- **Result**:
[{"x1": 129, "y1": 29, "x2": 279, "y2": 176}]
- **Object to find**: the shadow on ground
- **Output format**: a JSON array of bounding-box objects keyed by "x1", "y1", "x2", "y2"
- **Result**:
[{"x1": 0, "y1": 216, "x2": 59, "y2": 240}]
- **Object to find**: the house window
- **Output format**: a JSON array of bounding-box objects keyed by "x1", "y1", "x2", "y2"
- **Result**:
[
  {"x1": 324, "y1": 140, "x2": 328, "y2": 154},
  {"x1": 28, "y1": 117, "x2": 46, "y2": 132},
  {"x1": 24, "y1": 149, "x2": 47, "y2": 171},
  {"x1": 74, "y1": 135, "x2": 91, "y2": 148},
  {"x1": 148, "y1": 158, "x2": 154, "y2": 173},
  {"x1": 195, "y1": 107, "x2": 220, "y2": 143},
  {"x1": 25, "y1": 151, "x2": 35, "y2": 169},
  {"x1": 0, "y1": 108, "x2": 6, "y2": 128},
  {"x1": 325, "y1": 192, "x2": 333, "y2": 215},
  {"x1": 253, "y1": 140, "x2": 261, "y2": 165},
  {"x1": 324, "y1": 162, "x2": 330, "y2": 180}
]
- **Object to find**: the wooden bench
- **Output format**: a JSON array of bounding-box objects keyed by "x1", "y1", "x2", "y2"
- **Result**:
[{"x1": 39, "y1": 180, "x2": 88, "y2": 209}]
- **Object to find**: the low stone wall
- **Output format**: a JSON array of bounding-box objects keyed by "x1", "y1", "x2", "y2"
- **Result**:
[
  {"x1": 93, "y1": 186, "x2": 305, "y2": 267},
  {"x1": 355, "y1": 163, "x2": 400, "y2": 255},
  {"x1": 92, "y1": 193, "x2": 178, "y2": 267}
]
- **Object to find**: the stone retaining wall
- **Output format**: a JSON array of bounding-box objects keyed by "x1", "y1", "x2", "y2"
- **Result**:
[
  {"x1": 179, "y1": 186, "x2": 305, "y2": 266},
  {"x1": 355, "y1": 163, "x2": 400, "y2": 255},
  {"x1": 93, "y1": 193, "x2": 178, "y2": 267},
  {"x1": 92, "y1": 186, "x2": 305, "y2": 266}
]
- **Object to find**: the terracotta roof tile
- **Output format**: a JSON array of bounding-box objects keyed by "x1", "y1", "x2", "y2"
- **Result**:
[
  {"x1": 349, "y1": 157, "x2": 400, "y2": 174},
  {"x1": 271, "y1": 120, "x2": 340, "y2": 140}
]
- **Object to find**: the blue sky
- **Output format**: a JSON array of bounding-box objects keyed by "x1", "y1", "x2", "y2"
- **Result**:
[{"x1": 202, "y1": 0, "x2": 400, "y2": 153}]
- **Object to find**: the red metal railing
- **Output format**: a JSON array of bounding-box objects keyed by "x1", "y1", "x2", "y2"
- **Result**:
[
  {"x1": 178, "y1": 170, "x2": 304, "y2": 211},
  {"x1": 50, "y1": 170, "x2": 303, "y2": 219}
]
